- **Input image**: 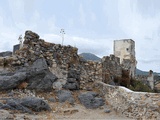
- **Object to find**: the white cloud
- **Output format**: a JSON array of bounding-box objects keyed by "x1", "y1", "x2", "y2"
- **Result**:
[
  {"x1": 117, "y1": 0, "x2": 160, "y2": 71},
  {"x1": 8, "y1": 0, "x2": 25, "y2": 24},
  {"x1": 42, "y1": 33, "x2": 113, "y2": 57},
  {"x1": 79, "y1": 3, "x2": 86, "y2": 26}
]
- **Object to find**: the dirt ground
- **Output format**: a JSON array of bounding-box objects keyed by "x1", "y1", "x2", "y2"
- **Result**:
[
  {"x1": 0, "y1": 90, "x2": 133, "y2": 120},
  {"x1": 10, "y1": 103, "x2": 132, "y2": 120}
]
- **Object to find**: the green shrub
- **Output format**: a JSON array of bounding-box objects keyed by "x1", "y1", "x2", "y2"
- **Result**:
[{"x1": 129, "y1": 78, "x2": 153, "y2": 92}]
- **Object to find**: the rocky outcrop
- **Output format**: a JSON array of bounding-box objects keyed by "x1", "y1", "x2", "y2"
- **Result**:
[
  {"x1": 0, "y1": 72, "x2": 26, "y2": 90},
  {"x1": 0, "y1": 58, "x2": 57, "y2": 91},
  {"x1": 78, "y1": 92, "x2": 105, "y2": 109},
  {"x1": 20, "y1": 97, "x2": 51, "y2": 112},
  {"x1": 56, "y1": 90, "x2": 75, "y2": 104},
  {"x1": 0, "y1": 97, "x2": 51, "y2": 113},
  {"x1": 26, "y1": 58, "x2": 57, "y2": 91}
]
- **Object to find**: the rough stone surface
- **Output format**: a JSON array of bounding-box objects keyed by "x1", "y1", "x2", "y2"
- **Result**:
[
  {"x1": 0, "y1": 97, "x2": 51, "y2": 113},
  {"x1": 104, "y1": 108, "x2": 111, "y2": 113},
  {"x1": 21, "y1": 97, "x2": 51, "y2": 112},
  {"x1": 0, "y1": 110, "x2": 14, "y2": 119},
  {"x1": 78, "y1": 92, "x2": 105, "y2": 109},
  {"x1": 0, "y1": 58, "x2": 57, "y2": 91},
  {"x1": 0, "y1": 30, "x2": 123, "y2": 91},
  {"x1": 94, "y1": 81, "x2": 160, "y2": 119},
  {"x1": 0, "y1": 72, "x2": 26, "y2": 90},
  {"x1": 57, "y1": 90, "x2": 75, "y2": 104},
  {"x1": 26, "y1": 69, "x2": 57, "y2": 91},
  {"x1": 6, "y1": 98, "x2": 32, "y2": 113},
  {"x1": 48, "y1": 97, "x2": 56, "y2": 102},
  {"x1": 63, "y1": 78, "x2": 79, "y2": 90}
]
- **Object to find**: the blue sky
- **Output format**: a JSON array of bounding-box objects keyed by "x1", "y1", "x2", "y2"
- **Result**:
[{"x1": 0, "y1": 0, "x2": 160, "y2": 72}]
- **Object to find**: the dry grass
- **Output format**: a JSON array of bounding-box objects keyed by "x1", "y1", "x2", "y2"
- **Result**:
[{"x1": 18, "y1": 82, "x2": 28, "y2": 89}]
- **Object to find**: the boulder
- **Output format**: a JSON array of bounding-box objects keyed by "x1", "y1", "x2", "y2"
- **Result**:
[
  {"x1": 0, "y1": 97, "x2": 51, "y2": 113},
  {"x1": 0, "y1": 72, "x2": 26, "y2": 90},
  {"x1": 31, "y1": 58, "x2": 48, "y2": 71},
  {"x1": 48, "y1": 97, "x2": 56, "y2": 102},
  {"x1": 56, "y1": 90, "x2": 75, "y2": 104},
  {"x1": 21, "y1": 97, "x2": 51, "y2": 112},
  {"x1": 0, "y1": 58, "x2": 57, "y2": 91},
  {"x1": 63, "y1": 78, "x2": 79, "y2": 90},
  {"x1": 6, "y1": 99, "x2": 32, "y2": 113},
  {"x1": 63, "y1": 81, "x2": 79, "y2": 90},
  {"x1": 26, "y1": 58, "x2": 57, "y2": 91},
  {"x1": 26, "y1": 69, "x2": 57, "y2": 91},
  {"x1": 78, "y1": 92, "x2": 105, "y2": 109}
]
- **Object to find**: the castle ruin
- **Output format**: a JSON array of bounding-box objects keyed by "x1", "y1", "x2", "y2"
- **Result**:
[
  {"x1": 114, "y1": 39, "x2": 137, "y2": 78},
  {"x1": 0, "y1": 31, "x2": 160, "y2": 119}
]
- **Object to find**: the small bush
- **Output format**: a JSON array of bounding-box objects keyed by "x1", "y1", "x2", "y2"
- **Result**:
[{"x1": 129, "y1": 78, "x2": 153, "y2": 92}]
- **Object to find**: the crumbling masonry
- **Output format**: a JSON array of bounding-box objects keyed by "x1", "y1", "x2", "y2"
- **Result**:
[
  {"x1": 0, "y1": 31, "x2": 160, "y2": 119},
  {"x1": 0, "y1": 31, "x2": 122, "y2": 90},
  {"x1": 114, "y1": 39, "x2": 137, "y2": 78}
]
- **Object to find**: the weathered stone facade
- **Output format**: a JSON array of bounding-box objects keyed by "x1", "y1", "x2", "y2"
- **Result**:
[{"x1": 114, "y1": 39, "x2": 137, "y2": 78}]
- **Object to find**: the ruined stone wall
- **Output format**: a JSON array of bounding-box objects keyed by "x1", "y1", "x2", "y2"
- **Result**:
[
  {"x1": 95, "y1": 81, "x2": 160, "y2": 119},
  {"x1": 0, "y1": 31, "x2": 122, "y2": 90},
  {"x1": 101, "y1": 55, "x2": 122, "y2": 83},
  {"x1": 114, "y1": 39, "x2": 135, "y2": 63},
  {"x1": 114, "y1": 39, "x2": 137, "y2": 78}
]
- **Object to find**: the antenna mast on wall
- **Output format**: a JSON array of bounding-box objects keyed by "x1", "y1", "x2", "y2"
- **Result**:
[{"x1": 60, "y1": 29, "x2": 65, "y2": 45}]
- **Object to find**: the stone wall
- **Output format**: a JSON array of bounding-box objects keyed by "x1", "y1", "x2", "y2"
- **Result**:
[
  {"x1": 94, "y1": 81, "x2": 160, "y2": 119},
  {"x1": 136, "y1": 70, "x2": 156, "y2": 90},
  {"x1": 0, "y1": 30, "x2": 122, "y2": 90},
  {"x1": 114, "y1": 39, "x2": 137, "y2": 78}
]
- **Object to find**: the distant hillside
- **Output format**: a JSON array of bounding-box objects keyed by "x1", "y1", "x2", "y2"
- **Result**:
[
  {"x1": 136, "y1": 69, "x2": 149, "y2": 75},
  {"x1": 79, "y1": 53, "x2": 101, "y2": 62},
  {"x1": 136, "y1": 68, "x2": 160, "y2": 76}
]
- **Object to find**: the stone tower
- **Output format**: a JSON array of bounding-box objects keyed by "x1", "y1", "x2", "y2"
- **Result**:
[{"x1": 114, "y1": 39, "x2": 137, "y2": 77}]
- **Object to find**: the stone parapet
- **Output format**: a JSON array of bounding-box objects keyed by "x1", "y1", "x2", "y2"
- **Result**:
[{"x1": 94, "y1": 81, "x2": 160, "y2": 119}]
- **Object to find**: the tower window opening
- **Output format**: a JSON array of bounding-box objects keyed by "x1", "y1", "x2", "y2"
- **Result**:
[{"x1": 126, "y1": 48, "x2": 129, "y2": 51}]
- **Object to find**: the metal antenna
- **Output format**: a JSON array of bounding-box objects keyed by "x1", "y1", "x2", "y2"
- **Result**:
[{"x1": 60, "y1": 29, "x2": 65, "y2": 45}]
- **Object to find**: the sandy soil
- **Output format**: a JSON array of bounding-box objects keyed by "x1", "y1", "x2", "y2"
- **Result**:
[
  {"x1": 15, "y1": 107, "x2": 131, "y2": 120},
  {"x1": 11, "y1": 104, "x2": 133, "y2": 120},
  {"x1": 53, "y1": 105, "x2": 132, "y2": 120}
]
